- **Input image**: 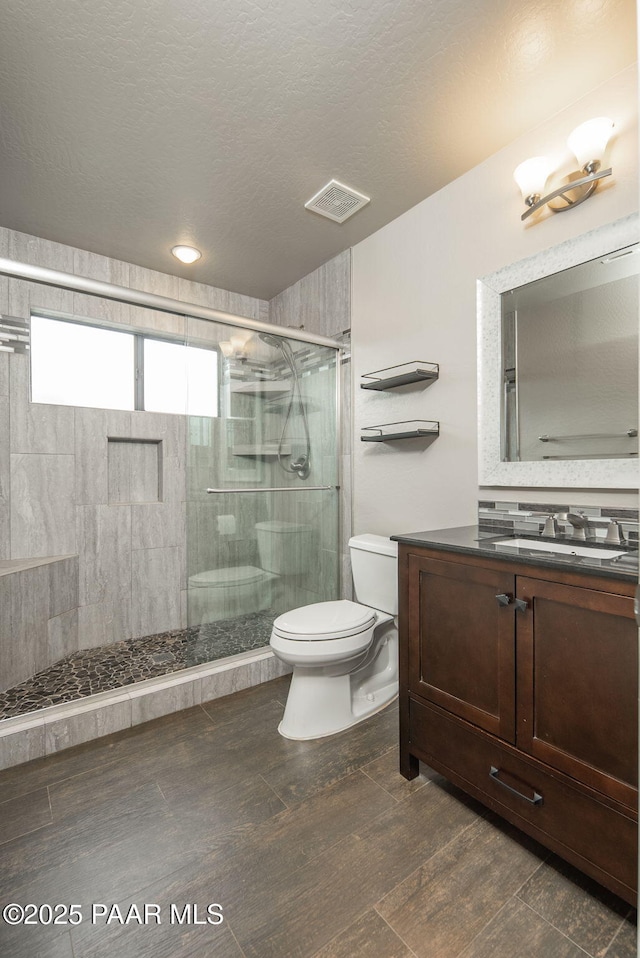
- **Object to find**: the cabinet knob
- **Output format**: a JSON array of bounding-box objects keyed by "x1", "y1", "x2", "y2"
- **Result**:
[
  {"x1": 514, "y1": 598, "x2": 529, "y2": 613},
  {"x1": 495, "y1": 593, "x2": 512, "y2": 606}
]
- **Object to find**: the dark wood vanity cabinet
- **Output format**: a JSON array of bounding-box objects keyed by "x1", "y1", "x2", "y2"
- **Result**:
[{"x1": 399, "y1": 544, "x2": 638, "y2": 904}]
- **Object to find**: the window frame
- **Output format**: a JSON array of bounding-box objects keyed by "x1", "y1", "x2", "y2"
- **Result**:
[{"x1": 29, "y1": 311, "x2": 220, "y2": 417}]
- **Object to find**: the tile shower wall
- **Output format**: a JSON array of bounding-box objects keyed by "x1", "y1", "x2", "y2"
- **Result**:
[
  {"x1": 0, "y1": 226, "x2": 268, "y2": 671},
  {"x1": 0, "y1": 557, "x2": 79, "y2": 691},
  {"x1": 269, "y1": 250, "x2": 352, "y2": 598}
]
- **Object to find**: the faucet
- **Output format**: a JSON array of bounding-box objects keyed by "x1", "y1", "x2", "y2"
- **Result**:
[
  {"x1": 540, "y1": 515, "x2": 560, "y2": 538},
  {"x1": 557, "y1": 512, "x2": 594, "y2": 541},
  {"x1": 604, "y1": 519, "x2": 626, "y2": 545}
]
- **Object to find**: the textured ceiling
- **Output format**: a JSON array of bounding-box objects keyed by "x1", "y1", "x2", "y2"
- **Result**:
[{"x1": 0, "y1": 0, "x2": 636, "y2": 301}]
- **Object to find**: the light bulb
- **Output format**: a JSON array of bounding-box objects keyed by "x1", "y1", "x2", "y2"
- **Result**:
[
  {"x1": 567, "y1": 117, "x2": 613, "y2": 170},
  {"x1": 229, "y1": 331, "x2": 253, "y2": 359},
  {"x1": 513, "y1": 157, "x2": 552, "y2": 203},
  {"x1": 171, "y1": 245, "x2": 202, "y2": 264},
  {"x1": 230, "y1": 332, "x2": 250, "y2": 350}
]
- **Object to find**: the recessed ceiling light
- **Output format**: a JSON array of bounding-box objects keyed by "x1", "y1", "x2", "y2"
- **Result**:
[{"x1": 171, "y1": 245, "x2": 202, "y2": 264}]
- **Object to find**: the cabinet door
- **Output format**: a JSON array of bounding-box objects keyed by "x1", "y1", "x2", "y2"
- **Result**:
[
  {"x1": 516, "y1": 577, "x2": 638, "y2": 808},
  {"x1": 408, "y1": 554, "x2": 516, "y2": 741}
]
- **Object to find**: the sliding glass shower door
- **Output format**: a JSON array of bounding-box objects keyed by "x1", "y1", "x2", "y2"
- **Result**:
[{"x1": 185, "y1": 318, "x2": 340, "y2": 663}]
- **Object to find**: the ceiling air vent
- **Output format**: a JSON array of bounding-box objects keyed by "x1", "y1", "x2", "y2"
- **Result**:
[{"x1": 304, "y1": 180, "x2": 370, "y2": 223}]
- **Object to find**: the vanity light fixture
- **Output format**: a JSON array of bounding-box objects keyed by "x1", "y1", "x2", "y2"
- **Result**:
[
  {"x1": 219, "y1": 330, "x2": 253, "y2": 361},
  {"x1": 514, "y1": 117, "x2": 614, "y2": 221},
  {"x1": 171, "y1": 245, "x2": 202, "y2": 264}
]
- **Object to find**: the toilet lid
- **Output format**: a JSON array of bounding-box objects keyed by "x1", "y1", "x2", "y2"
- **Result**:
[
  {"x1": 255, "y1": 520, "x2": 312, "y2": 533},
  {"x1": 189, "y1": 566, "x2": 266, "y2": 588},
  {"x1": 273, "y1": 600, "x2": 376, "y2": 641}
]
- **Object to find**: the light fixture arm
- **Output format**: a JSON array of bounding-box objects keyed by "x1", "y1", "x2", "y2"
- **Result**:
[{"x1": 521, "y1": 166, "x2": 612, "y2": 221}]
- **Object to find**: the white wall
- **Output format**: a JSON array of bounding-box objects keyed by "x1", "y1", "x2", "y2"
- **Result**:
[{"x1": 352, "y1": 66, "x2": 639, "y2": 538}]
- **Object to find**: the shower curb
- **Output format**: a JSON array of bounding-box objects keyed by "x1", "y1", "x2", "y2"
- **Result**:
[{"x1": 0, "y1": 649, "x2": 291, "y2": 771}]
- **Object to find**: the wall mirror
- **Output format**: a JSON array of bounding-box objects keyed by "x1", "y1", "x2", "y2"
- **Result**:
[{"x1": 478, "y1": 214, "x2": 639, "y2": 488}]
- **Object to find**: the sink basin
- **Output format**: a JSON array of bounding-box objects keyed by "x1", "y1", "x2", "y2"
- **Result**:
[{"x1": 490, "y1": 537, "x2": 627, "y2": 560}]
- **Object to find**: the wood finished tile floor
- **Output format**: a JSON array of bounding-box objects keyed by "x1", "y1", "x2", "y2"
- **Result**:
[{"x1": 0, "y1": 675, "x2": 635, "y2": 958}]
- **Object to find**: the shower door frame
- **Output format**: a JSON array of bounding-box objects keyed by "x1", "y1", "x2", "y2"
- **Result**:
[{"x1": 0, "y1": 256, "x2": 342, "y2": 348}]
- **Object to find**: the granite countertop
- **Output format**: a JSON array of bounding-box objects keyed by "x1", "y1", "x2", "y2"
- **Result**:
[{"x1": 391, "y1": 525, "x2": 638, "y2": 582}]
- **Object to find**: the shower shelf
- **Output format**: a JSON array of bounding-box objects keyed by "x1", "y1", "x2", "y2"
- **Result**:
[
  {"x1": 232, "y1": 443, "x2": 292, "y2": 457},
  {"x1": 230, "y1": 381, "x2": 291, "y2": 396},
  {"x1": 360, "y1": 362, "x2": 439, "y2": 390},
  {"x1": 264, "y1": 396, "x2": 317, "y2": 413},
  {"x1": 361, "y1": 420, "x2": 440, "y2": 443}
]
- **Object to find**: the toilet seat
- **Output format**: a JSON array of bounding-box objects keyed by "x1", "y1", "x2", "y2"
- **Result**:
[
  {"x1": 272, "y1": 600, "x2": 376, "y2": 642},
  {"x1": 188, "y1": 566, "x2": 267, "y2": 589}
]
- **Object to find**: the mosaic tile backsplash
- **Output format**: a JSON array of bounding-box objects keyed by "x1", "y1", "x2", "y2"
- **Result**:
[{"x1": 478, "y1": 500, "x2": 638, "y2": 544}]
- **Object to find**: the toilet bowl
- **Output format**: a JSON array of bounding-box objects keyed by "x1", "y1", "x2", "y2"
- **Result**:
[
  {"x1": 187, "y1": 565, "x2": 274, "y2": 625},
  {"x1": 269, "y1": 534, "x2": 398, "y2": 740}
]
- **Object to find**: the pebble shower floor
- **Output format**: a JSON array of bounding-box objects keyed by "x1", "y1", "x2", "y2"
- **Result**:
[{"x1": 0, "y1": 611, "x2": 276, "y2": 720}]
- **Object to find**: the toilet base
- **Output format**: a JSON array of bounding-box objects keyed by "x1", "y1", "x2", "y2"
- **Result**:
[
  {"x1": 276, "y1": 620, "x2": 398, "y2": 740},
  {"x1": 278, "y1": 686, "x2": 397, "y2": 740},
  {"x1": 187, "y1": 569, "x2": 276, "y2": 626}
]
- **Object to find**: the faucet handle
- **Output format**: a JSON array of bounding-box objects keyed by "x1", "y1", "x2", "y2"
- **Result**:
[
  {"x1": 541, "y1": 515, "x2": 560, "y2": 538},
  {"x1": 557, "y1": 511, "x2": 592, "y2": 541},
  {"x1": 604, "y1": 519, "x2": 626, "y2": 545}
]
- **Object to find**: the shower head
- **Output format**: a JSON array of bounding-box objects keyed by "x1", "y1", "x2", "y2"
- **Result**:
[{"x1": 258, "y1": 332, "x2": 282, "y2": 348}]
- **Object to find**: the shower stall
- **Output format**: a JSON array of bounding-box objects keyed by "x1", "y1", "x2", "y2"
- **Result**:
[
  {"x1": 0, "y1": 256, "x2": 342, "y2": 733},
  {"x1": 184, "y1": 317, "x2": 340, "y2": 663}
]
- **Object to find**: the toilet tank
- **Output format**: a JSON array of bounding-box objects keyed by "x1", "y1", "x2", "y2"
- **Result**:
[
  {"x1": 256, "y1": 520, "x2": 313, "y2": 575},
  {"x1": 349, "y1": 534, "x2": 398, "y2": 614}
]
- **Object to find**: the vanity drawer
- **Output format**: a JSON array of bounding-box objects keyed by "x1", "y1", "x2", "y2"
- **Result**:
[{"x1": 409, "y1": 697, "x2": 637, "y2": 902}]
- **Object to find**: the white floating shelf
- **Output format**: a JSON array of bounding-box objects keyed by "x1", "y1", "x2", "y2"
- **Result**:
[
  {"x1": 361, "y1": 420, "x2": 440, "y2": 443},
  {"x1": 232, "y1": 443, "x2": 292, "y2": 457},
  {"x1": 360, "y1": 362, "x2": 439, "y2": 391},
  {"x1": 230, "y1": 381, "x2": 291, "y2": 397}
]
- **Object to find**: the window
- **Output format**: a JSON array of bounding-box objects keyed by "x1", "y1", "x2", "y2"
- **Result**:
[
  {"x1": 30, "y1": 315, "x2": 136, "y2": 410},
  {"x1": 144, "y1": 338, "x2": 218, "y2": 417},
  {"x1": 30, "y1": 315, "x2": 218, "y2": 417}
]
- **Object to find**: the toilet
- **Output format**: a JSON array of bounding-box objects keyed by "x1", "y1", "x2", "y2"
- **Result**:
[
  {"x1": 188, "y1": 520, "x2": 311, "y2": 626},
  {"x1": 269, "y1": 533, "x2": 398, "y2": 740},
  {"x1": 187, "y1": 566, "x2": 275, "y2": 625}
]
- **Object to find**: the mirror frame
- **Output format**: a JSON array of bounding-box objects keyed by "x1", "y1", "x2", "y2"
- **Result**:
[{"x1": 478, "y1": 213, "x2": 639, "y2": 488}]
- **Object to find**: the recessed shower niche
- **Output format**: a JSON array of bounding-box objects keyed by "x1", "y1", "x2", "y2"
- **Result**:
[{"x1": 107, "y1": 438, "x2": 162, "y2": 503}]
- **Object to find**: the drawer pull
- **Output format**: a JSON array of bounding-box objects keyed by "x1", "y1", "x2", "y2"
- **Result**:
[
  {"x1": 489, "y1": 766, "x2": 543, "y2": 806},
  {"x1": 495, "y1": 593, "x2": 512, "y2": 606}
]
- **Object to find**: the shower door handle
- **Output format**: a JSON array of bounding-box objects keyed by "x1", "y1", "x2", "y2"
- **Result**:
[{"x1": 206, "y1": 485, "x2": 338, "y2": 493}]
